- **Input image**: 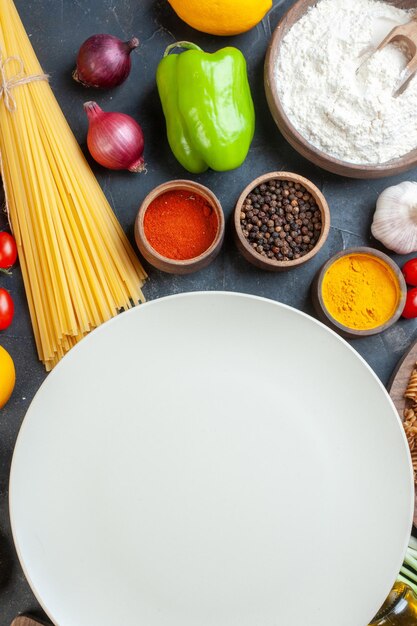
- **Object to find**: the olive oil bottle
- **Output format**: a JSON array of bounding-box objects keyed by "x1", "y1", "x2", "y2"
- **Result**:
[{"x1": 369, "y1": 582, "x2": 417, "y2": 625}]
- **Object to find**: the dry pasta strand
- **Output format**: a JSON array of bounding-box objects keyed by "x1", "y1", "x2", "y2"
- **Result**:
[{"x1": 0, "y1": 0, "x2": 147, "y2": 369}]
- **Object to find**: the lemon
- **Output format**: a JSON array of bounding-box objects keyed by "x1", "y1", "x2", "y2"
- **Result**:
[
  {"x1": 0, "y1": 345, "x2": 15, "y2": 409},
  {"x1": 168, "y1": 0, "x2": 272, "y2": 36}
]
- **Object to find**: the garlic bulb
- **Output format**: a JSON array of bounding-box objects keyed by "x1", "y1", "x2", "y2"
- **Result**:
[{"x1": 371, "y1": 181, "x2": 417, "y2": 254}]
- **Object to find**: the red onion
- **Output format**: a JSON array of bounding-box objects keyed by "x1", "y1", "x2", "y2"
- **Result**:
[
  {"x1": 84, "y1": 101, "x2": 146, "y2": 173},
  {"x1": 73, "y1": 34, "x2": 139, "y2": 89}
]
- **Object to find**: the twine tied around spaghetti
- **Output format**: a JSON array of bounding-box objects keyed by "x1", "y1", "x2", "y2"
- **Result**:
[{"x1": 0, "y1": 51, "x2": 48, "y2": 112}]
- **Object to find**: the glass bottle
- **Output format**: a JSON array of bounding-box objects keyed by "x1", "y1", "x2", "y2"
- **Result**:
[{"x1": 369, "y1": 582, "x2": 417, "y2": 625}]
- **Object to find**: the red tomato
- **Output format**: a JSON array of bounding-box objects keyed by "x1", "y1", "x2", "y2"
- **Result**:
[
  {"x1": 403, "y1": 259, "x2": 417, "y2": 287},
  {"x1": 402, "y1": 288, "x2": 417, "y2": 319},
  {"x1": 0, "y1": 288, "x2": 14, "y2": 330},
  {"x1": 0, "y1": 232, "x2": 17, "y2": 269}
]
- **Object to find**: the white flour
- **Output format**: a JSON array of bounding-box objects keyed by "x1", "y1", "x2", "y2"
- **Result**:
[{"x1": 276, "y1": 0, "x2": 417, "y2": 164}]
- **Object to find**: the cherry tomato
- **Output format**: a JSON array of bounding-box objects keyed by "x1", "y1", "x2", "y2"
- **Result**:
[
  {"x1": 0, "y1": 231, "x2": 17, "y2": 269},
  {"x1": 402, "y1": 288, "x2": 417, "y2": 319},
  {"x1": 0, "y1": 345, "x2": 15, "y2": 408},
  {"x1": 403, "y1": 258, "x2": 417, "y2": 287},
  {"x1": 0, "y1": 288, "x2": 14, "y2": 330}
]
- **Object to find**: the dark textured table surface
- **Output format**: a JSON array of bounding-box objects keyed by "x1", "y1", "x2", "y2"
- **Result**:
[{"x1": 1, "y1": 0, "x2": 417, "y2": 623}]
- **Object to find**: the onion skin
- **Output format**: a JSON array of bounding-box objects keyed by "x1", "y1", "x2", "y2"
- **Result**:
[
  {"x1": 84, "y1": 101, "x2": 146, "y2": 173},
  {"x1": 73, "y1": 34, "x2": 139, "y2": 89}
]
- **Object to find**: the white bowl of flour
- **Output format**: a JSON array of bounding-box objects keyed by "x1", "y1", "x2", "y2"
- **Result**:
[{"x1": 265, "y1": 0, "x2": 417, "y2": 178}]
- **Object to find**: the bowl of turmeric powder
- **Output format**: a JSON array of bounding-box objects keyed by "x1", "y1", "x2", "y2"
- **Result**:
[
  {"x1": 134, "y1": 180, "x2": 225, "y2": 275},
  {"x1": 312, "y1": 247, "x2": 407, "y2": 339}
]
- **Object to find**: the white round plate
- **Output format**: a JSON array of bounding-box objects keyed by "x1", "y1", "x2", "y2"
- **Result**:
[{"x1": 10, "y1": 292, "x2": 413, "y2": 626}]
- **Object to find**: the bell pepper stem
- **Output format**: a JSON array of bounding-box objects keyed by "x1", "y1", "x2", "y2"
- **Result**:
[{"x1": 163, "y1": 41, "x2": 203, "y2": 57}]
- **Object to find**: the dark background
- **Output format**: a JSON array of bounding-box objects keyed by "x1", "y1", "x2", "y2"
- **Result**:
[{"x1": 1, "y1": 0, "x2": 416, "y2": 623}]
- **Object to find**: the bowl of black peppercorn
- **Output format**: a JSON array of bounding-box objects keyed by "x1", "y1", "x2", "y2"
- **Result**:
[{"x1": 233, "y1": 172, "x2": 330, "y2": 271}]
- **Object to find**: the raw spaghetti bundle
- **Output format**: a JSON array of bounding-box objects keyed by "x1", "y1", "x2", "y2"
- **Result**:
[{"x1": 0, "y1": 0, "x2": 146, "y2": 370}]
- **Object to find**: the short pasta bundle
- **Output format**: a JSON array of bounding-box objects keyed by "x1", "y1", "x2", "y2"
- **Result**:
[
  {"x1": 0, "y1": 0, "x2": 146, "y2": 370},
  {"x1": 403, "y1": 363, "x2": 417, "y2": 484}
]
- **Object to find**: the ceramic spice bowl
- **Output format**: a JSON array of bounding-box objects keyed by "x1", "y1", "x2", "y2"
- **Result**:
[
  {"x1": 312, "y1": 247, "x2": 407, "y2": 339},
  {"x1": 134, "y1": 180, "x2": 225, "y2": 275},
  {"x1": 233, "y1": 171, "x2": 330, "y2": 271},
  {"x1": 264, "y1": 0, "x2": 417, "y2": 179}
]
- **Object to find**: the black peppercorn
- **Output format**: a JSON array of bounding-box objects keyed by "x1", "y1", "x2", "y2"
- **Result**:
[{"x1": 239, "y1": 178, "x2": 322, "y2": 263}]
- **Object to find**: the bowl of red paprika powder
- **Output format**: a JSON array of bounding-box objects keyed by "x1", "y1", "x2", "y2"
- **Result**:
[{"x1": 134, "y1": 180, "x2": 225, "y2": 275}]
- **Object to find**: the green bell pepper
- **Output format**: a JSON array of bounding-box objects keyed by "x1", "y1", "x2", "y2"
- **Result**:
[{"x1": 156, "y1": 41, "x2": 255, "y2": 174}]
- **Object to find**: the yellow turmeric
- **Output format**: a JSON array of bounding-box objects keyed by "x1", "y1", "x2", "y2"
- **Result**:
[{"x1": 322, "y1": 253, "x2": 400, "y2": 330}]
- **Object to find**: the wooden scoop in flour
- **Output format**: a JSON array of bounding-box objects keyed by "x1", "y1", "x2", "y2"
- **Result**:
[{"x1": 375, "y1": 13, "x2": 417, "y2": 96}]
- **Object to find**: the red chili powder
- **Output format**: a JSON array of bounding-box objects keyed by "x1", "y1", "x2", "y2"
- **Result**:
[{"x1": 143, "y1": 190, "x2": 219, "y2": 260}]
